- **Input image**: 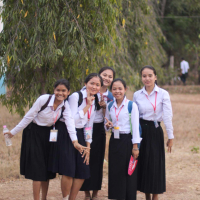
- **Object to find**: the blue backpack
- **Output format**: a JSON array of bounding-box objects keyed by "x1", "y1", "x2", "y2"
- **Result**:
[
  {"x1": 108, "y1": 100, "x2": 142, "y2": 148},
  {"x1": 107, "y1": 91, "x2": 114, "y2": 103}
]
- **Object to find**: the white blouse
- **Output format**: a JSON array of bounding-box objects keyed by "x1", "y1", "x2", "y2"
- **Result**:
[
  {"x1": 10, "y1": 94, "x2": 77, "y2": 141},
  {"x1": 105, "y1": 96, "x2": 141, "y2": 144},
  {"x1": 68, "y1": 88, "x2": 96, "y2": 143},
  {"x1": 133, "y1": 85, "x2": 174, "y2": 139},
  {"x1": 93, "y1": 90, "x2": 109, "y2": 123}
]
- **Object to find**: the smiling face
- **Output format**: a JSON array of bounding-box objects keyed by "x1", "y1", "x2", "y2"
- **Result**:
[
  {"x1": 141, "y1": 68, "x2": 157, "y2": 88},
  {"x1": 111, "y1": 81, "x2": 126, "y2": 101},
  {"x1": 100, "y1": 69, "x2": 114, "y2": 87},
  {"x1": 54, "y1": 84, "x2": 70, "y2": 102},
  {"x1": 85, "y1": 76, "x2": 101, "y2": 95}
]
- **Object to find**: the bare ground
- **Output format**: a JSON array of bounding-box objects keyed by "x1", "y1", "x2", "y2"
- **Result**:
[{"x1": 0, "y1": 87, "x2": 200, "y2": 199}]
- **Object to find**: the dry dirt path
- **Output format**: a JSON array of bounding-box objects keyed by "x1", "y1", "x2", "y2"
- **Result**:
[{"x1": 0, "y1": 92, "x2": 200, "y2": 199}]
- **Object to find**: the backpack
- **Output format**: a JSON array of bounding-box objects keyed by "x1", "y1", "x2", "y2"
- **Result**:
[
  {"x1": 107, "y1": 91, "x2": 114, "y2": 103},
  {"x1": 108, "y1": 100, "x2": 142, "y2": 148}
]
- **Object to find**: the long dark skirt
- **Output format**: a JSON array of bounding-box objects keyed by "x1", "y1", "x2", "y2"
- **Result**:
[
  {"x1": 75, "y1": 128, "x2": 90, "y2": 179},
  {"x1": 48, "y1": 120, "x2": 76, "y2": 177},
  {"x1": 81, "y1": 122, "x2": 106, "y2": 191},
  {"x1": 137, "y1": 119, "x2": 166, "y2": 194},
  {"x1": 20, "y1": 122, "x2": 56, "y2": 181},
  {"x1": 109, "y1": 133, "x2": 137, "y2": 200}
]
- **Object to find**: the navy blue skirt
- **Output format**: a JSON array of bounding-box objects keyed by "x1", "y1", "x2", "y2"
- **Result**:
[
  {"x1": 75, "y1": 128, "x2": 90, "y2": 179},
  {"x1": 80, "y1": 122, "x2": 106, "y2": 191},
  {"x1": 137, "y1": 119, "x2": 166, "y2": 194},
  {"x1": 48, "y1": 120, "x2": 76, "y2": 177},
  {"x1": 20, "y1": 122, "x2": 56, "y2": 181},
  {"x1": 109, "y1": 133, "x2": 137, "y2": 200}
]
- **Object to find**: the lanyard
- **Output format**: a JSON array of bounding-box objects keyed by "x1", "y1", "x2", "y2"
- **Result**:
[
  {"x1": 86, "y1": 99, "x2": 93, "y2": 121},
  {"x1": 145, "y1": 92, "x2": 157, "y2": 113},
  {"x1": 53, "y1": 107, "x2": 61, "y2": 129},
  {"x1": 114, "y1": 99, "x2": 127, "y2": 122}
]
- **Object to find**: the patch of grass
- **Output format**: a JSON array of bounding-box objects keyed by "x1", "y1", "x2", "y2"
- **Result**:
[{"x1": 191, "y1": 146, "x2": 199, "y2": 153}]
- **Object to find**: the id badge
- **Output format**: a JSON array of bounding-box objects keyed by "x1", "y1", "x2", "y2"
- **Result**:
[
  {"x1": 49, "y1": 129, "x2": 58, "y2": 142},
  {"x1": 114, "y1": 127, "x2": 120, "y2": 139},
  {"x1": 154, "y1": 113, "x2": 159, "y2": 128},
  {"x1": 84, "y1": 127, "x2": 92, "y2": 140}
]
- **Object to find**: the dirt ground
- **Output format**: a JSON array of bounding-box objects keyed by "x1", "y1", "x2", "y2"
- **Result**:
[{"x1": 0, "y1": 87, "x2": 200, "y2": 199}]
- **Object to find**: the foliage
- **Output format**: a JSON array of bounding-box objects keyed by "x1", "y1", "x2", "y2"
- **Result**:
[{"x1": 0, "y1": 0, "x2": 168, "y2": 116}]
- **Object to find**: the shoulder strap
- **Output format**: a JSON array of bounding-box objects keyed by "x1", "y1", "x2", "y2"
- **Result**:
[
  {"x1": 108, "y1": 101, "x2": 114, "y2": 112},
  {"x1": 107, "y1": 91, "x2": 114, "y2": 103},
  {"x1": 108, "y1": 101, "x2": 114, "y2": 122},
  {"x1": 38, "y1": 95, "x2": 52, "y2": 113},
  {"x1": 128, "y1": 101, "x2": 133, "y2": 135},
  {"x1": 77, "y1": 91, "x2": 83, "y2": 107}
]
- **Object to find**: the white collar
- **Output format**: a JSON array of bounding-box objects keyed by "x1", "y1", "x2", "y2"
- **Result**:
[
  {"x1": 113, "y1": 96, "x2": 127, "y2": 108},
  {"x1": 141, "y1": 85, "x2": 159, "y2": 96}
]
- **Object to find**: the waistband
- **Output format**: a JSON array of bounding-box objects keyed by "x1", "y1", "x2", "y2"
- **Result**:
[{"x1": 140, "y1": 119, "x2": 161, "y2": 126}]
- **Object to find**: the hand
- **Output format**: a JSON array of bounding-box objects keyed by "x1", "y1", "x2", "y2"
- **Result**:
[
  {"x1": 83, "y1": 150, "x2": 90, "y2": 165},
  {"x1": 73, "y1": 141, "x2": 90, "y2": 154},
  {"x1": 167, "y1": 139, "x2": 173, "y2": 153},
  {"x1": 105, "y1": 117, "x2": 113, "y2": 129},
  {"x1": 132, "y1": 148, "x2": 139, "y2": 160},
  {"x1": 4, "y1": 132, "x2": 14, "y2": 139},
  {"x1": 86, "y1": 90, "x2": 95, "y2": 106},
  {"x1": 99, "y1": 94, "x2": 106, "y2": 109}
]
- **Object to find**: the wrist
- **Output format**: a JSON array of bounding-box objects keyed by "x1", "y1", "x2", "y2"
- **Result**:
[{"x1": 72, "y1": 140, "x2": 78, "y2": 145}]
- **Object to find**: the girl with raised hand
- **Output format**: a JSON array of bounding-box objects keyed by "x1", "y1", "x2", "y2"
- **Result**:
[
  {"x1": 5, "y1": 79, "x2": 84, "y2": 200},
  {"x1": 68, "y1": 73, "x2": 103, "y2": 200},
  {"x1": 133, "y1": 66, "x2": 174, "y2": 200},
  {"x1": 105, "y1": 78, "x2": 141, "y2": 200},
  {"x1": 81, "y1": 67, "x2": 115, "y2": 200}
]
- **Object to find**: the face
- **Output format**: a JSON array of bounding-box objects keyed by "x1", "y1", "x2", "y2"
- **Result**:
[
  {"x1": 141, "y1": 68, "x2": 157, "y2": 87},
  {"x1": 85, "y1": 76, "x2": 101, "y2": 95},
  {"x1": 100, "y1": 69, "x2": 114, "y2": 87},
  {"x1": 111, "y1": 81, "x2": 126, "y2": 100},
  {"x1": 54, "y1": 84, "x2": 70, "y2": 102}
]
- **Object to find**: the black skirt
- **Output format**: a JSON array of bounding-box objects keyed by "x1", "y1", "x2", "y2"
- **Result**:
[
  {"x1": 75, "y1": 128, "x2": 90, "y2": 179},
  {"x1": 20, "y1": 122, "x2": 56, "y2": 181},
  {"x1": 81, "y1": 122, "x2": 106, "y2": 191},
  {"x1": 48, "y1": 120, "x2": 76, "y2": 177},
  {"x1": 137, "y1": 119, "x2": 166, "y2": 194},
  {"x1": 108, "y1": 133, "x2": 137, "y2": 200}
]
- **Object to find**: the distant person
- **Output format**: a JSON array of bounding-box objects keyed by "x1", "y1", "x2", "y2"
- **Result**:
[{"x1": 180, "y1": 58, "x2": 189, "y2": 85}]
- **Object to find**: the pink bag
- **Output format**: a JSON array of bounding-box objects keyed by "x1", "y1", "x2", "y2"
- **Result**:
[{"x1": 128, "y1": 156, "x2": 138, "y2": 176}]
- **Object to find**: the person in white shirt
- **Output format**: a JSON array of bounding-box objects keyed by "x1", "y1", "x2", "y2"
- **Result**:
[
  {"x1": 105, "y1": 78, "x2": 141, "y2": 200},
  {"x1": 180, "y1": 57, "x2": 189, "y2": 85},
  {"x1": 133, "y1": 66, "x2": 174, "y2": 200},
  {"x1": 81, "y1": 67, "x2": 115, "y2": 200},
  {"x1": 5, "y1": 79, "x2": 85, "y2": 200},
  {"x1": 68, "y1": 73, "x2": 103, "y2": 200}
]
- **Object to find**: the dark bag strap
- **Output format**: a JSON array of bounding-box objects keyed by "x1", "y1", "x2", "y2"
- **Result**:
[
  {"x1": 77, "y1": 91, "x2": 83, "y2": 107},
  {"x1": 38, "y1": 95, "x2": 52, "y2": 113}
]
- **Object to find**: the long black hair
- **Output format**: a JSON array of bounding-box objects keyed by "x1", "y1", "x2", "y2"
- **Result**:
[
  {"x1": 99, "y1": 66, "x2": 116, "y2": 79},
  {"x1": 140, "y1": 65, "x2": 158, "y2": 85},
  {"x1": 84, "y1": 73, "x2": 103, "y2": 110}
]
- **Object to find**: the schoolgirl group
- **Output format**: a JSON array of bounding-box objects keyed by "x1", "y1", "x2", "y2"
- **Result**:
[{"x1": 6, "y1": 65, "x2": 174, "y2": 200}]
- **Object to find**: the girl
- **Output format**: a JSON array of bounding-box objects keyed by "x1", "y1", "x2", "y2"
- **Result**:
[
  {"x1": 81, "y1": 67, "x2": 115, "y2": 200},
  {"x1": 133, "y1": 66, "x2": 174, "y2": 200},
  {"x1": 105, "y1": 78, "x2": 141, "y2": 200},
  {"x1": 5, "y1": 79, "x2": 85, "y2": 200},
  {"x1": 48, "y1": 80, "x2": 89, "y2": 200},
  {"x1": 68, "y1": 73, "x2": 103, "y2": 200}
]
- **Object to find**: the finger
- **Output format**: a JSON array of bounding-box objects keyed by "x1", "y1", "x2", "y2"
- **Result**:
[
  {"x1": 105, "y1": 117, "x2": 109, "y2": 122},
  {"x1": 100, "y1": 93, "x2": 103, "y2": 101}
]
